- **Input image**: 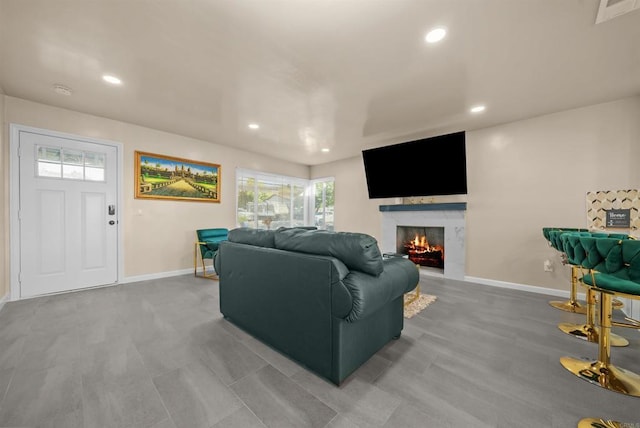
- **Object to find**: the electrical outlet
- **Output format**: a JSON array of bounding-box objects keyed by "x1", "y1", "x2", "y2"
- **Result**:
[{"x1": 544, "y1": 260, "x2": 553, "y2": 272}]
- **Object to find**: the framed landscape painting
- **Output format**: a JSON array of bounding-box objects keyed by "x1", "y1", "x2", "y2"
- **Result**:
[{"x1": 135, "y1": 151, "x2": 221, "y2": 202}]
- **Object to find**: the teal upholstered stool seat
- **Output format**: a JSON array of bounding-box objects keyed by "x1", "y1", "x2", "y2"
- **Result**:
[
  {"x1": 195, "y1": 228, "x2": 229, "y2": 279},
  {"x1": 560, "y1": 237, "x2": 640, "y2": 398},
  {"x1": 543, "y1": 228, "x2": 626, "y2": 314}
]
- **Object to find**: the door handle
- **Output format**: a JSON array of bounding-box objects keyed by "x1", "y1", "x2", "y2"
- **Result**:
[{"x1": 109, "y1": 220, "x2": 115, "y2": 225}]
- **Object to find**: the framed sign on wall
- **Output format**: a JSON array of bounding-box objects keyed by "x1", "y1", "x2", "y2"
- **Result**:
[{"x1": 586, "y1": 189, "x2": 639, "y2": 233}]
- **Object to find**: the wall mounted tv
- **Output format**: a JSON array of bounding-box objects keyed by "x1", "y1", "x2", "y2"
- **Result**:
[{"x1": 362, "y1": 131, "x2": 467, "y2": 199}]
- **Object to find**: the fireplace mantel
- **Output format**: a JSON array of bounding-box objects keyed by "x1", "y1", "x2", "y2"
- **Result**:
[
  {"x1": 380, "y1": 204, "x2": 465, "y2": 280},
  {"x1": 379, "y1": 202, "x2": 466, "y2": 212}
]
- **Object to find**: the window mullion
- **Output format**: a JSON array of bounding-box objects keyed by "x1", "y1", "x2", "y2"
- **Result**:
[{"x1": 253, "y1": 177, "x2": 259, "y2": 229}]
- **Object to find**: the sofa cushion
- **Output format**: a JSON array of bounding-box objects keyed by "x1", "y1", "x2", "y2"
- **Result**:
[
  {"x1": 228, "y1": 227, "x2": 276, "y2": 248},
  {"x1": 274, "y1": 228, "x2": 384, "y2": 276}
]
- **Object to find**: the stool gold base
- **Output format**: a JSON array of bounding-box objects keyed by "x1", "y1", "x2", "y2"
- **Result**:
[
  {"x1": 549, "y1": 299, "x2": 587, "y2": 314},
  {"x1": 578, "y1": 418, "x2": 632, "y2": 428},
  {"x1": 549, "y1": 299, "x2": 622, "y2": 314},
  {"x1": 612, "y1": 299, "x2": 624, "y2": 309},
  {"x1": 557, "y1": 323, "x2": 629, "y2": 347},
  {"x1": 560, "y1": 356, "x2": 640, "y2": 397}
]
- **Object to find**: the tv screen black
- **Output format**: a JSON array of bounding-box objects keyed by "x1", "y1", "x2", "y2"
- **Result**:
[{"x1": 362, "y1": 131, "x2": 467, "y2": 198}]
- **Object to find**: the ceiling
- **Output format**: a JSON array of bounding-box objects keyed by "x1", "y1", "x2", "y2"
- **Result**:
[{"x1": 1, "y1": 0, "x2": 639, "y2": 166}]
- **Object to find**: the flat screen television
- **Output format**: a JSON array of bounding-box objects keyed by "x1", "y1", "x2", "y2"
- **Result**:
[{"x1": 362, "y1": 131, "x2": 467, "y2": 198}]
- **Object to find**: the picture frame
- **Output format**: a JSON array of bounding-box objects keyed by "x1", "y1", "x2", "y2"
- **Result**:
[{"x1": 135, "y1": 151, "x2": 221, "y2": 202}]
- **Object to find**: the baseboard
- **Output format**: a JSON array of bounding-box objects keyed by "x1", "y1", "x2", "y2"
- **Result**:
[
  {"x1": 462, "y1": 276, "x2": 640, "y2": 319},
  {"x1": 122, "y1": 268, "x2": 195, "y2": 285},
  {"x1": 0, "y1": 268, "x2": 201, "y2": 303},
  {"x1": 464, "y1": 275, "x2": 586, "y2": 300},
  {"x1": 0, "y1": 293, "x2": 8, "y2": 314}
]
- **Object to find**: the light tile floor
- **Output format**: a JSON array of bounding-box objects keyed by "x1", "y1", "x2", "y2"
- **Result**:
[{"x1": 0, "y1": 274, "x2": 639, "y2": 427}]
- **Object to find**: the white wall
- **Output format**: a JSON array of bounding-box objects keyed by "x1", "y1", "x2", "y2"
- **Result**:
[
  {"x1": 466, "y1": 96, "x2": 640, "y2": 290},
  {"x1": 2, "y1": 96, "x2": 309, "y2": 286},
  {"x1": 311, "y1": 156, "x2": 396, "y2": 236},
  {"x1": 312, "y1": 96, "x2": 640, "y2": 291},
  {"x1": 3, "y1": 95, "x2": 639, "y2": 297},
  {"x1": 0, "y1": 89, "x2": 6, "y2": 301}
]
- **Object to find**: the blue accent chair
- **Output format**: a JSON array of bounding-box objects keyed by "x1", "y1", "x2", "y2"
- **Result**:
[{"x1": 195, "y1": 228, "x2": 229, "y2": 279}]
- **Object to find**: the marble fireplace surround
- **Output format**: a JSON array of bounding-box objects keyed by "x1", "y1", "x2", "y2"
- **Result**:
[{"x1": 379, "y1": 203, "x2": 466, "y2": 280}]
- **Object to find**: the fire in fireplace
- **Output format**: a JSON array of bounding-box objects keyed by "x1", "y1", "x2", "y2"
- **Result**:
[{"x1": 396, "y1": 226, "x2": 444, "y2": 269}]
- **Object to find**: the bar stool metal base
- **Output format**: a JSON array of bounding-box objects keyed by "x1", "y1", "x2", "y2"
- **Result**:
[
  {"x1": 549, "y1": 299, "x2": 622, "y2": 314},
  {"x1": 549, "y1": 299, "x2": 587, "y2": 314},
  {"x1": 578, "y1": 418, "x2": 631, "y2": 428},
  {"x1": 557, "y1": 323, "x2": 629, "y2": 347},
  {"x1": 612, "y1": 299, "x2": 624, "y2": 309},
  {"x1": 560, "y1": 356, "x2": 640, "y2": 397}
]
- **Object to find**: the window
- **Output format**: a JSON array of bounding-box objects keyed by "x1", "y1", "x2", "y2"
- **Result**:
[
  {"x1": 313, "y1": 178, "x2": 335, "y2": 231},
  {"x1": 36, "y1": 145, "x2": 106, "y2": 181},
  {"x1": 236, "y1": 169, "x2": 334, "y2": 230}
]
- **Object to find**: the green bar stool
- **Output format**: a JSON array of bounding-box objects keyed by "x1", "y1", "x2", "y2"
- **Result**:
[
  {"x1": 560, "y1": 238, "x2": 640, "y2": 398},
  {"x1": 557, "y1": 234, "x2": 628, "y2": 347},
  {"x1": 545, "y1": 228, "x2": 589, "y2": 314}
]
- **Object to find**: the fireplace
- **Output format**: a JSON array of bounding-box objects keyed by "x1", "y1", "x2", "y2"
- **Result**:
[
  {"x1": 396, "y1": 226, "x2": 445, "y2": 270},
  {"x1": 380, "y1": 203, "x2": 466, "y2": 280}
]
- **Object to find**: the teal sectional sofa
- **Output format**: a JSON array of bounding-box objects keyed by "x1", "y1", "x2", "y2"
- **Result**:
[{"x1": 214, "y1": 227, "x2": 419, "y2": 385}]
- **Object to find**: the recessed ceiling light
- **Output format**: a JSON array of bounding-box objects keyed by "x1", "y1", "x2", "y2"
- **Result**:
[
  {"x1": 321, "y1": 148, "x2": 330, "y2": 153},
  {"x1": 470, "y1": 105, "x2": 486, "y2": 113},
  {"x1": 53, "y1": 84, "x2": 72, "y2": 96},
  {"x1": 102, "y1": 74, "x2": 122, "y2": 85},
  {"x1": 425, "y1": 27, "x2": 447, "y2": 43},
  {"x1": 248, "y1": 123, "x2": 260, "y2": 130}
]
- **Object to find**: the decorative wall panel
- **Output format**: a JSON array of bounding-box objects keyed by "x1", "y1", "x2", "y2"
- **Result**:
[{"x1": 586, "y1": 189, "x2": 639, "y2": 234}]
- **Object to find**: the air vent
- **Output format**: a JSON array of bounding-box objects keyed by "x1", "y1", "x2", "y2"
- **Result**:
[{"x1": 596, "y1": 0, "x2": 640, "y2": 24}]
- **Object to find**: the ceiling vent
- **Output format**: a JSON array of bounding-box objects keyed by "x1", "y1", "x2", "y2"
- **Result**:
[{"x1": 595, "y1": 0, "x2": 640, "y2": 24}]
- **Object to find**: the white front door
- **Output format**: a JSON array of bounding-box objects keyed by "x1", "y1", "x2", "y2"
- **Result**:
[{"x1": 17, "y1": 129, "x2": 119, "y2": 298}]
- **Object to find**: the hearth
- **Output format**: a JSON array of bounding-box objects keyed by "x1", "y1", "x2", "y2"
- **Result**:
[{"x1": 396, "y1": 226, "x2": 444, "y2": 270}]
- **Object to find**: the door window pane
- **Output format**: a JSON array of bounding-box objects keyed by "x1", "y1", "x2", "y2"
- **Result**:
[
  {"x1": 84, "y1": 152, "x2": 105, "y2": 181},
  {"x1": 38, "y1": 146, "x2": 61, "y2": 162},
  {"x1": 84, "y1": 152, "x2": 105, "y2": 167},
  {"x1": 37, "y1": 146, "x2": 62, "y2": 178},
  {"x1": 38, "y1": 162, "x2": 62, "y2": 178},
  {"x1": 63, "y1": 150, "x2": 84, "y2": 165},
  {"x1": 36, "y1": 145, "x2": 106, "y2": 182}
]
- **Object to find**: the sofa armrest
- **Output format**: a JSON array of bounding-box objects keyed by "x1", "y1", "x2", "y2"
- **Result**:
[{"x1": 342, "y1": 258, "x2": 419, "y2": 322}]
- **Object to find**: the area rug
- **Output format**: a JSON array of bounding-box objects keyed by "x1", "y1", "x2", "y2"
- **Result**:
[{"x1": 404, "y1": 293, "x2": 437, "y2": 318}]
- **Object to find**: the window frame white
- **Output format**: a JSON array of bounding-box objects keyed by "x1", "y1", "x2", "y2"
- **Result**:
[
  {"x1": 235, "y1": 168, "x2": 313, "y2": 229},
  {"x1": 235, "y1": 169, "x2": 336, "y2": 230}
]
